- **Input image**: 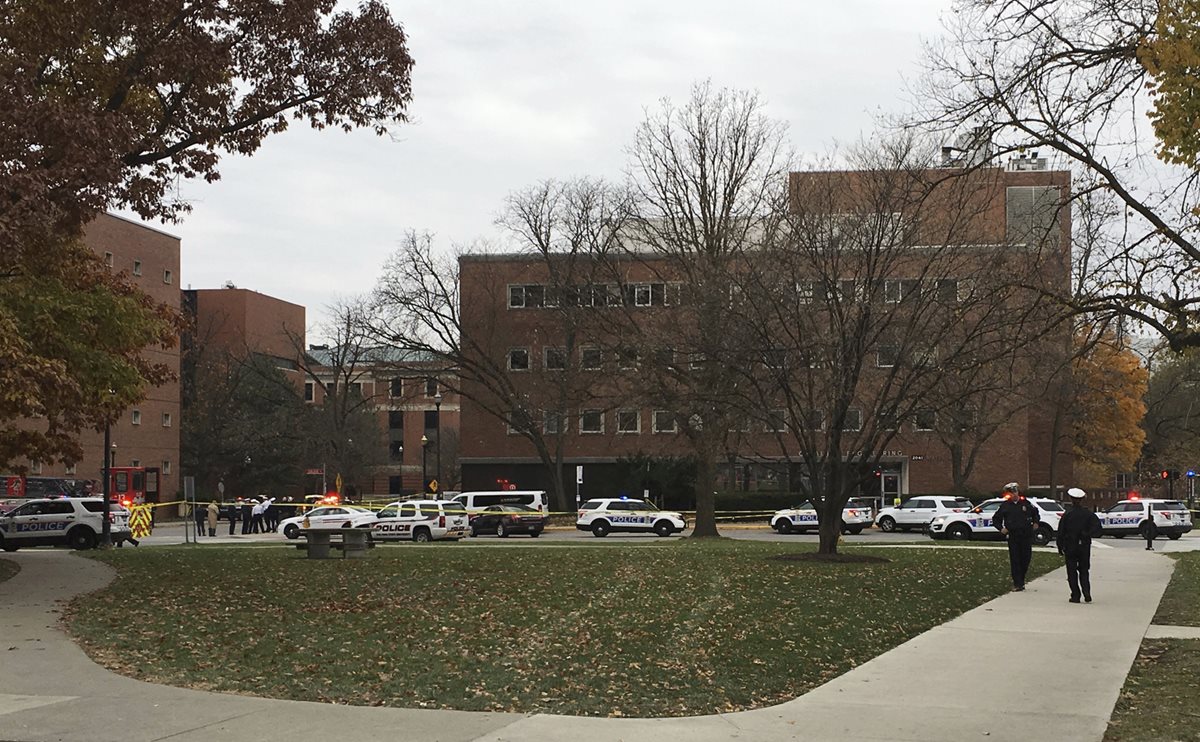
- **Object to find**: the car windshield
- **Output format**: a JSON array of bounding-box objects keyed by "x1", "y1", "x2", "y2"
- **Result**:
[
  {"x1": 1157, "y1": 501, "x2": 1187, "y2": 511},
  {"x1": 794, "y1": 501, "x2": 813, "y2": 510},
  {"x1": 81, "y1": 502, "x2": 128, "y2": 513},
  {"x1": 346, "y1": 506, "x2": 371, "y2": 513},
  {"x1": 580, "y1": 500, "x2": 603, "y2": 510},
  {"x1": 1038, "y1": 501, "x2": 1065, "y2": 512}
]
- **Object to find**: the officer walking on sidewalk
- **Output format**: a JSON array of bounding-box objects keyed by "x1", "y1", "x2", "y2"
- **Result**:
[
  {"x1": 992, "y1": 482, "x2": 1041, "y2": 591},
  {"x1": 1058, "y1": 487, "x2": 1103, "y2": 603}
]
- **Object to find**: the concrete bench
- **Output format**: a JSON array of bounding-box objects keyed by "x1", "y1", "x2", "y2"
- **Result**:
[{"x1": 295, "y1": 527, "x2": 375, "y2": 559}]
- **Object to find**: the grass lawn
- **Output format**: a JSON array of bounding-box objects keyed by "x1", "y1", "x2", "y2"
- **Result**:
[
  {"x1": 1106, "y1": 552, "x2": 1200, "y2": 741},
  {"x1": 67, "y1": 540, "x2": 1058, "y2": 718}
]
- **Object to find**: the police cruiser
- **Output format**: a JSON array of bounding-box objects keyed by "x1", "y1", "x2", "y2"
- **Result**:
[
  {"x1": 0, "y1": 497, "x2": 131, "y2": 551},
  {"x1": 576, "y1": 497, "x2": 686, "y2": 537},
  {"x1": 1098, "y1": 498, "x2": 1192, "y2": 540},
  {"x1": 928, "y1": 496, "x2": 1063, "y2": 546},
  {"x1": 771, "y1": 500, "x2": 873, "y2": 535},
  {"x1": 371, "y1": 499, "x2": 468, "y2": 542}
]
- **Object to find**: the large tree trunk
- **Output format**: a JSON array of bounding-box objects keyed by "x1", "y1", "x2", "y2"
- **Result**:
[
  {"x1": 691, "y1": 444, "x2": 720, "y2": 537},
  {"x1": 817, "y1": 515, "x2": 841, "y2": 555}
]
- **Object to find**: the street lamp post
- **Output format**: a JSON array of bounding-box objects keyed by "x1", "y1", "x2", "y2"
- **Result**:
[
  {"x1": 101, "y1": 429, "x2": 114, "y2": 548},
  {"x1": 433, "y1": 392, "x2": 443, "y2": 488},
  {"x1": 421, "y1": 434, "x2": 429, "y2": 492}
]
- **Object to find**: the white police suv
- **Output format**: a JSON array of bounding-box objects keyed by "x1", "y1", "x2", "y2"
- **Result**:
[
  {"x1": 875, "y1": 496, "x2": 972, "y2": 532},
  {"x1": 771, "y1": 500, "x2": 873, "y2": 535},
  {"x1": 0, "y1": 497, "x2": 131, "y2": 551},
  {"x1": 576, "y1": 498, "x2": 687, "y2": 537},
  {"x1": 372, "y1": 500, "x2": 468, "y2": 543},
  {"x1": 1098, "y1": 498, "x2": 1192, "y2": 540},
  {"x1": 928, "y1": 497, "x2": 1063, "y2": 546}
]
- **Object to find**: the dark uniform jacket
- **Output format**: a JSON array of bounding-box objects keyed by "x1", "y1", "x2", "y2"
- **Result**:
[
  {"x1": 992, "y1": 497, "x2": 1041, "y2": 536},
  {"x1": 1057, "y1": 505, "x2": 1103, "y2": 556}
]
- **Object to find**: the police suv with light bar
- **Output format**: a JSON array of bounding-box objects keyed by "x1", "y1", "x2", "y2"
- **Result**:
[
  {"x1": 0, "y1": 497, "x2": 131, "y2": 551},
  {"x1": 928, "y1": 497, "x2": 1063, "y2": 546},
  {"x1": 1098, "y1": 498, "x2": 1192, "y2": 540},
  {"x1": 576, "y1": 497, "x2": 686, "y2": 537},
  {"x1": 771, "y1": 500, "x2": 873, "y2": 535}
]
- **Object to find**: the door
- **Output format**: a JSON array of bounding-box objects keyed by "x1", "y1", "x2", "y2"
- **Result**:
[
  {"x1": 898, "y1": 498, "x2": 933, "y2": 527},
  {"x1": 882, "y1": 474, "x2": 901, "y2": 509}
]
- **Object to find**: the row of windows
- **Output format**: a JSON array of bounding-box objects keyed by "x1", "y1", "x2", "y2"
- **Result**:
[
  {"x1": 509, "y1": 282, "x2": 683, "y2": 309},
  {"x1": 304, "y1": 377, "x2": 440, "y2": 402},
  {"x1": 101, "y1": 251, "x2": 173, "y2": 284},
  {"x1": 506, "y1": 345, "x2": 938, "y2": 372},
  {"x1": 129, "y1": 410, "x2": 172, "y2": 427},
  {"x1": 797, "y1": 278, "x2": 970, "y2": 305},
  {"x1": 26, "y1": 460, "x2": 172, "y2": 476},
  {"x1": 511, "y1": 408, "x2": 941, "y2": 435}
]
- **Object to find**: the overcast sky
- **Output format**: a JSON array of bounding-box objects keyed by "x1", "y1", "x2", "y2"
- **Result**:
[{"x1": 129, "y1": 0, "x2": 953, "y2": 342}]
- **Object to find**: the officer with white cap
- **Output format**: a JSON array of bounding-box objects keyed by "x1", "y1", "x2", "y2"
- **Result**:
[
  {"x1": 992, "y1": 482, "x2": 1040, "y2": 591},
  {"x1": 1057, "y1": 487, "x2": 1103, "y2": 603}
]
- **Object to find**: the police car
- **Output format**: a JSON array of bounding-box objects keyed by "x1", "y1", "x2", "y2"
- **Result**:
[
  {"x1": 576, "y1": 498, "x2": 687, "y2": 537},
  {"x1": 1098, "y1": 498, "x2": 1193, "y2": 540},
  {"x1": 371, "y1": 500, "x2": 468, "y2": 543},
  {"x1": 279, "y1": 505, "x2": 377, "y2": 539},
  {"x1": 875, "y1": 496, "x2": 973, "y2": 532},
  {"x1": 928, "y1": 497, "x2": 1063, "y2": 546},
  {"x1": 770, "y1": 500, "x2": 873, "y2": 535},
  {"x1": 0, "y1": 497, "x2": 131, "y2": 551}
]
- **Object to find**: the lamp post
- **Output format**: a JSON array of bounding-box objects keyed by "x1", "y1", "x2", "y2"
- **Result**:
[
  {"x1": 433, "y1": 391, "x2": 443, "y2": 488},
  {"x1": 101, "y1": 431, "x2": 114, "y2": 548},
  {"x1": 421, "y1": 434, "x2": 429, "y2": 493}
]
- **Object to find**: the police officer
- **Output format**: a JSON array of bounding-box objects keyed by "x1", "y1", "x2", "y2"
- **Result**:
[
  {"x1": 992, "y1": 482, "x2": 1041, "y2": 591},
  {"x1": 1058, "y1": 487, "x2": 1102, "y2": 603},
  {"x1": 1143, "y1": 513, "x2": 1157, "y2": 551}
]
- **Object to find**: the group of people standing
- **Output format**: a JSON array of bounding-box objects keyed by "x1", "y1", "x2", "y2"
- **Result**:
[
  {"x1": 190, "y1": 496, "x2": 283, "y2": 537},
  {"x1": 991, "y1": 481, "x2": 1106, "y2": 604}
]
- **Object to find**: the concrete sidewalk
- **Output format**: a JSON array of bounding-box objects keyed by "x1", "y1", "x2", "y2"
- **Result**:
[{"x1": 0, "y1": 543, "x2": 1184, "y2": 742}]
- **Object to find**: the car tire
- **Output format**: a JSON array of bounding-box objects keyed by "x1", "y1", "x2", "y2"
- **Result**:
[
  {"x1": 529, "y1": 529, "x2": 541, "y2": 538},
  {"x1": 776, "y1": 519, "x2": 793, "y2": 535},
  {"x1": 469, "y1": 524, "x2": 479, "y2": 537},
  {"x1": 1168, "y1": 533, "x2": 1182, "y2": 540},
  {"x1": 845, "y1": 526, "x2": 863, "y2": 535},
  {"x1": 413, "y1": 528, "x2": 432, "y2": 543},
  {"x1": 947, "y1": 523, "x2": 971, "y2": 541},
  {"x1": 283, "y1": 524, "x2": 300, "y2": 540},
  {"x1": 497, "y1": 522, "x2": 510, "y2": 538},
  {"x1": 1, "y1": 538, "x2": 16, "y2": 552},
  {"x1": 654, "y1": 520, "x2": 674, "y2": 537},
  {"x1": 878, "y1": 516, "x2": 896, "y2": 533},
  {"x1": 1034, "y1": 525, "x2": 1053, "y2": 547},
  {"x1": 1138, "y1": 522, "x2": 1154, "y2": 540},
  {"x1": 591, "y1": 520, "x2": 611, "y2": 538},
  {"x1": 68, "y1": 527, "x2": 96, "y2": 551}
]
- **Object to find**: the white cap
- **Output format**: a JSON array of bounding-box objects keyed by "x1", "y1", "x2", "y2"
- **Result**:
[
  {"x1": 1003, "y1": 482, "x2": 1019, "y2": 492},
  {"x1": 1067, "y1": 487, "x2": 1086, "y2": 499}
]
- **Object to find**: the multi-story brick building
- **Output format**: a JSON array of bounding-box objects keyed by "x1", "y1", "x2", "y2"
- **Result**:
[
  {"x1": 22, "y1": 213, "x2": 182, "y2": 497},
  {"x1": 458, "y1": 164, "x2": 1075, "y2": 505}
]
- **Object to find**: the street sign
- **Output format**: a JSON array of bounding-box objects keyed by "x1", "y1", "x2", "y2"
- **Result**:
[
  {"x1": 429, "y1": 478, "x2": 439, "y2": 493},
  {"x1": 576, "y1": 465, "x2": 584, "y2": 484},
  {"x1": 304, "y1": 468, "x2": 323, "y2": 475}
]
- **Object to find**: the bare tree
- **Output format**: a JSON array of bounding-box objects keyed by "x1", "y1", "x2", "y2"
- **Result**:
[{"x1": 913, "y1": 0, "x2": 1200, "y2": 349}]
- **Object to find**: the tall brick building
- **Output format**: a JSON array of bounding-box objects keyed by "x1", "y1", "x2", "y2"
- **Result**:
[{"x1": 458, "y1": 164, "x2": 1075, "y2": 504}]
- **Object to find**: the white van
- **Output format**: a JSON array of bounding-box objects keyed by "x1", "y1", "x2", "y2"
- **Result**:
[{"x1": 452, "y1": 491, "x2": 549, "y2": 515}]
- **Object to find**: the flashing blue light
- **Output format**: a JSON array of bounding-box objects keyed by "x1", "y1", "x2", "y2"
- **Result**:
[
  {"x1": 619, "y1": 495, "x2": 629, "y2": 499},
  {"x1": 1189, "y1": 470, "x2": 1196, "y2": 478}
]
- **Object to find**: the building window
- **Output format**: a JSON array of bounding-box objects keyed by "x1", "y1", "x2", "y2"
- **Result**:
[
  {"x1": 544, "y1": 411, "x2": 566, "y2": 435},
  {"x1": 580, "y1": 410, "x2": 604, "y2": 434},
  {"x1": 762, "y1": 348, "x2": 787, "y2": 370},
  {"x1": 131, "y1": 410, "x2": 141, "y2": 425},
  {"x1": 508, "y1": 284, "x2": 545, "y2": 308},
  {"x1": 325, "y1": 381, "x2": 335, "y2": 396},
  {"x1": 618, "y1": 347, "x2": 639, "y2": 370},
  {"x1": 765, "y1": 409, "x2": 787, "y2": 433},
  {"x1": 390, "y1": 441, "x2": 404, "y2": 462},
  {"x1": 424, "y1": 410, "x2": 438, "y2": 430},
  {"x1": 879, "y1": 412, "x2": 899, "y2": 431},
  {"x1": 304, "y1": 382, "x2": 314, "y2": 402},
  {"x1": 132, "y1": 259, "x2": 142, "y2": 276},
  {"x1": 30, "y1": 461, "x2": 42, "y2": 475},
  {"x1": 654, "y1": 347, "x2": 674, "y2": 368},
  {"x1": 104, "y1": 251, "x2": 113, "y2": 267},
  {"x1": 652, "y1": 410, "x2": 677, "y2": 434},
  {"x1": 838, "y1": 279, "x2": 859, "y2": 302},
  {"x1": 544, "y1": 347, "x2": 567, "y2": 371},
  {"x1": 507, "y1": 409, "x2": 531, "y2": 434},
  {"x1": 388, "y1": 475, "x2": 404, "y2": 494},
  {"x1": 131, "y1": 459, "x2": 140, "y2": 467},
  {"x1": 914, "y1": 409, "x2": 937, "y2": 431},
  {"x1": 581, "y1": 346, "x2": 602, "y2": 370},
  {"x1": 801, "y1": 410, "x2": 824, "y2": 430},
  {"x1": 425, "y1": 377, "x2": 438, "y2": 396},
  {"x1": 163, "y1": 269, "x2": 173, "y2": 285},
  {"x1": 935, "y1": 279, "x2": 959, "y2": 303},
  {"x1": 388, "y1": 411, "x2": 404, "y2": 430},
  {"x1": 617, "y1": 409, "x2": 640, "y2": 433},
  {"x1": 65, "y1": 463, "x2": 77, "y2": 475},
  {"x1": 508, "y1": 348, "x2": 530, "y2": 371},
  {"x1": 390, "y1": 378, "x2": 403, "y2": 398},
  {"x1": 842, "y1": 408, "x2": 863, "y2": 431},
  {"x1": 796, "y1": 280, "x2": 815, "y2": 304},
  {"x1": 162, "y1": 412, "x2": 172, "y2": 427},
  {"x1": 877, "y1": 345, "x2": 899, "y2": 368},
  {"x1": 883, "y1": 280, "x2": 904, "y2": 304},
  {"x1": 162, "y1": 460, "x2": 172, "y2": 475}
]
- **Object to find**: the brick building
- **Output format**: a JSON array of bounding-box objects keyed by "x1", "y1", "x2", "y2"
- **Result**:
[
  {"x1": 22, "y1": 213, "x2": 182, "y2": 496},
  {"x1": 458, "y1": 164, "x2": 1075, "y2": 505}
]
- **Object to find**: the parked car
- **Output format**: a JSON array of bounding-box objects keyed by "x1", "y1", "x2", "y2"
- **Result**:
[
  {"x1": 469, "y1": 504, "x2": 548, "y2": 538},
  {"x1": 770, "y1": 500, "x2": 873, "y2": 535},
  {"x1": 372, "y1": 500, "x2": 468, "y2": 542},
  {"x1": 928, "y1": 497, "x2": 1064, "y2": 546},
  {"x1": 0, "y1": 497, "x2": 131, "y2": 551},
  {"x1": 1098, "y1": 498, "x2": 1192, "y2": 540},
  {"x1": 576, "y1": 497, "x2": 687, "y2": 538},
  {"x1": 875, "y1": 496, "x2": 973, "y2": 533},
  {"x1": 279, "y1": 505, "x2": 376, "y2": 539}
]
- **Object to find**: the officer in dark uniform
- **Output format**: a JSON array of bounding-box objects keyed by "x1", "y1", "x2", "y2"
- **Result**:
[
  {"x1": 1058, "y1": 487, "x2": 1103, "y2": 603},
  {"x1": 240, "y1": 500, "x2": 253, "y2": 535},
  {"x1": 992, "y1": 482, "x2": 1041, "y2": 591}
]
